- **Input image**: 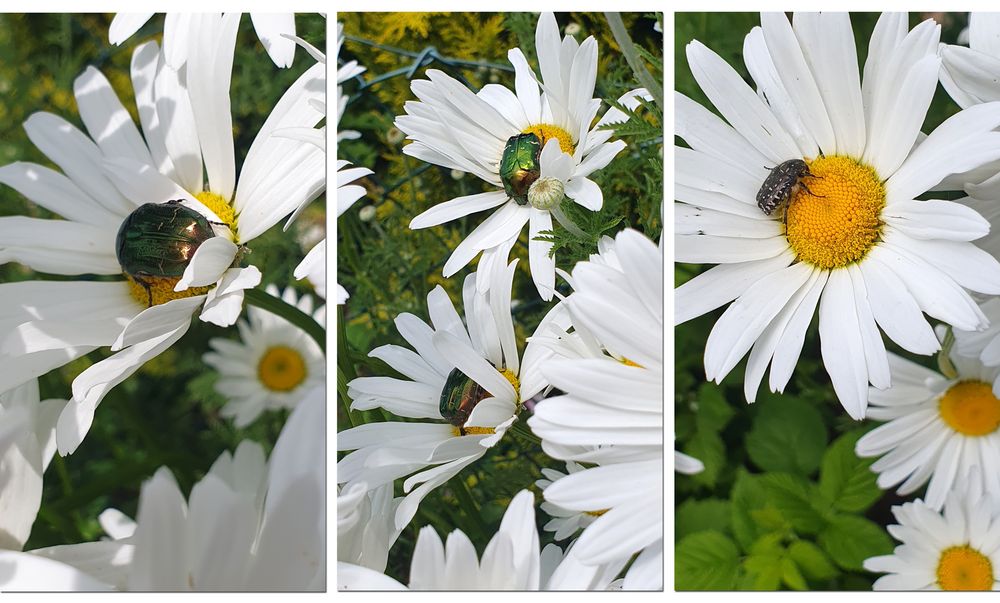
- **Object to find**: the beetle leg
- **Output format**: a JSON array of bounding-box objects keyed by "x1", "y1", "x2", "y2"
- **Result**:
[
  {"x1": 800, "y1": 181, "x2": 825, "y2": 198},
  {"x1": 134, "y1": 275, "x2": 154, "y2": 308}
]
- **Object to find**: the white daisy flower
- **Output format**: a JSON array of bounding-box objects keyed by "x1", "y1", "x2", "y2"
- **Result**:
[
  {"x1": 109, "y1": 12, "x2": 298, "y2": 68},
  {"x1": 675, "y1": 451, "x2": 705, "y2": 475},
  {"x1": 0, "y1": 15, "x2": 324, "y2": 454},
  {"x1": 864, "y1": 473, "x2": 1000, "y2": 590},
  {"x1": 527, "y1": 228, "x2": 663, "y2": 590},
  {"x1": 856, "y1": 336, "x2": 1000, "y2": 510},
  {"x1": 336, "y1": 21, "x2": 366, "y2": 142},
  {"x1": 204, "y1": 285, "x2": 325, "y2": 427},
  {"x1": 332, "y1": 159, "x2": 372, "y2": 304},
  {"x1": 337, "y1": 260, "x2": 522, "y2": 531},
  {"x1": 535, "y1": 462, "x2": 599, "y2": 541},
  {"x1": 676, "y1": 12, "x2": 1000, "y2": 419},
  {"x1": 395, "y1": 11, "x2": 643, "y2": 300},
  {"x1": 338, "y1": 482, "x2": 402, "y2": 573},
  {"x1": 0, "y1": 380, "x2": 65, "y2": 551},
  {"x1": 338, "y1": 489, "x2": 626, "y2": 590},
  {"x1": 0, "y1": 385, "x2": 325, "y2": 591}
]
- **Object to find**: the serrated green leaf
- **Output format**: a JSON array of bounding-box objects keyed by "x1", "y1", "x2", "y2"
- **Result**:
[
  {"x1": 742, "y1": 551, "x2": 784, "y2": 590},
  {"x1": 746, "y1": 397, "x2": 828, "y2": 475},
  {"x1": 788, "y1": 540, "x2": 839, "y2": 581},
  {"x1": 819, "y1": 429, "x2": 883, "y2": 513},
  {"x1": 676, "y1": 531, "x2": 740, "y2": 590},
  {"x1": 781, "y1": 557, "x2": 808, "y2": 591},
  {"x1": 676, "y1": 498, "x2": 731, "y2": 541},
  {"x1": 758, "y1": 473, "x2": 826, "y2": 535},
  {"x1": 684, "y1": 428, "x2": 724, "y2": 487},
  {"x1": 731, "y1": 471, "x2": 772, "y2": 549},
  {"x1": 695, "y1": 383, "x2": 735, "y2": 433},
  {"x1": 818, "y1": 515, "x2": 893, "y2": 571}
]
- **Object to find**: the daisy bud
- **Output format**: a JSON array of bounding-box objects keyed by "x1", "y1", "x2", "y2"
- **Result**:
[
  {"x1": 527, "y1": 177, "x2": 564, "y2": 210},
  {"x1": 450, "y1": 169, "x2": 464, "y2": 180},
  {"x1": 564, "y1": 22, "x2": 581, "y2": 35},
  {"x1": 359, "y1": 205, "x2": 376, "y2": 222}
]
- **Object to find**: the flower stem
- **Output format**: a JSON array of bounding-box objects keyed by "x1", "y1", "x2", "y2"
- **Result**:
[
  {"x1": 937, "y1": 326, "x2": 958, "y2": 379},
  {"x1": 243, "y1": 288, "x2": 325, "y2": 352},
  {"x1": 604, "y1": 12, "x2": 664, "y2": 111},
  {"x1": 338, "y1": 367, "x2": 356, "y2": 429},
  {"x1": 510, "y1": 419, "x2": 542, "y2": 447}
]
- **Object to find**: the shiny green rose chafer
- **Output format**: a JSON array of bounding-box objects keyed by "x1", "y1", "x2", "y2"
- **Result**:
[
  {"x1": 439, "y1": 367, "x2": 490, "y2": 427},
  {"x1": 499, "y1": 133, "x2": 542, "y2": 205},
  {"x1": 115, "y1": 200, "x2": 218, "y2": 306}
]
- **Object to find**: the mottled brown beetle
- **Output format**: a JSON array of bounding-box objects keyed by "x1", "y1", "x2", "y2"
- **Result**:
[{"x1": 756, "y1": 159, "x2": 824, "y2": 216}]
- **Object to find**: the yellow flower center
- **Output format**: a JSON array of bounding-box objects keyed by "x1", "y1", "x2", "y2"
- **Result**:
[
  {"x1": 501, "y1": 368, "x2": 520, "y2": 399},
  {"x1": 195, "y1": 191, "x2": 238, "y2": 239},
  {"x1": 522, "y1": 123, "x2": 575, "y2": 155},
  {"x1": 936, "y1": 545, "x2": 994, "y2": 591},
  {"x1": 939, "y1": 381, "x2": 1000, "y2": 436},
  {"x1": 257, "y1": 345, "x2": 307, "y2": 392},
  {"x1": 126, "y1": 275, "x2": 210, "y2": 308},
  {"x1": 784, "y1": 155, "x2": 885, "y2": 269}
]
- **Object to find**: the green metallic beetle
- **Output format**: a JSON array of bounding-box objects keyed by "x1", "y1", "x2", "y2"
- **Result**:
[
  {"x1": 439, "y1": 367, "x2": 490, "y2": 427},
  {"x1": 115, "y1": 200, "x2": 218, "y2": 307},
  {"x1": 499, "y1": 133, "x2": 543, "y2": 205}
]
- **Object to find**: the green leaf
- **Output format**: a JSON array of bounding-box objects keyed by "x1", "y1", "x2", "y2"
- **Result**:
[
  {"x1": 684, "y1": 428, "x2": 725, "y2": 487},
  {"x1": 676, "y1": 498, "x2": 731, "y2": 541},
  {"x1": 742, "y1": 550, "x2": 784, "y2": 590},
  {"x1": 781, "y1": 557, "x2": 808, "y2": 591},
  {"x1": 676, "y1": 531, "x2": 740, "y2": 590},
  {"x1": 818, "y1": 429, "x2": 883, "y2": 513},
  {"x1": 788, "y1": 540, "x2": 839, "y2": 581},
  {"x1": 731, "y1": 471, "x2": 773, "y2": 549},
  {"x1": 746, "y1": 397, "x2": 828, "y2": 475},
  {"x1": 695, "y1": 383, "x2": 735, "y2": 434},
  {"x1": 818, "y1": 515, "x2": 893, "y2": 571},
  {"x1": 758, "y1": 473, "x2": 826, "y2": 535}
]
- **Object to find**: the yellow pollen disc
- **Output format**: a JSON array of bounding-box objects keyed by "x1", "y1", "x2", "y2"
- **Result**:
[
  {"x1": 939, "y1": 381, "x2": 1000, "y2": 436},
  {"x1": 195, "y1": 191, "x2": 238, "y2": 237},
  {"x1": 257, "y1": 346, "x2": 307, "y2": 392},
  {"x1": 501, "y1": 368, "x2": 520, "y2": 400},
  {"x1": 784, "y1": 155, "x2": 885, "y2": 269},
  {"x1": 936, "y1": 545, "x2": 994, "y2": 591},
  {"x1": 585, "y1": 509, "x2": 609, "y2": 517},
  {"x1": 522, "y1": 123, "x2": 575, "y2": 155},
  {"x1": 126, "y1": 275, "x2": 210, "y2": 307},
  {"x1": 461, "y1": 426, "x2": 496, "y2": 436}
]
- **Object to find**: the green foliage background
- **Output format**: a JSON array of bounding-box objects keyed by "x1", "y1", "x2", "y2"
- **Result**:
[
  {"x1": 338, "y1": 12, "x2": 662, "y2": 583},
  {"x1": 0, "y1": 13, "x2": 326, "y2": 549},
  {"x1": 675, "y1": 12, "x2": 969, "y2": 591}
]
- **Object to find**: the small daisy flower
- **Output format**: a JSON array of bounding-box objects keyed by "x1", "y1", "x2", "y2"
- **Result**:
[
  {"x1": 856, "y1": 336, "x2": 1000, "y2": 510},
  {"x1": 204, "y1": 285, "x2": 324, "y2": 427},
  {"x1": 110, "y1": 12, "x2": 298, "y2": 68},
  {"x1": 0, "y1": 16, "x2": 324, "y2": 454},
  {"x1": 676, "y1": 12, "x2": 1000, "y2": 419},
  {"x1": 535, "y1": 462, "x2": 599, "y2": 541},
  {"x1": 337, "y1": 260, "x2": 522, "y2": 531},
  {"x1": 864, "y1": 474, "x2": 1000, "y2": 590},
  {"x1": 527, "y1": 229, "x2": 663, "y2": 589},
  {"x1": 395, "y1": 11, "x2": 643, "y2": 300}
]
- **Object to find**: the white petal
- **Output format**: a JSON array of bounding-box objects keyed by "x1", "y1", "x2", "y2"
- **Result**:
[
  {"x1": 249, "y1": 13, "x2": 296, "y2": 68},
  {"x1": 109, "y1": 12, "x2": 154, "y2": 45},
  {"x1": 818, "y1": 269, "x2": 869, "y2": 419},
  {"x1": 175, "y1": 237, "x2": 238, "y2": 291}
]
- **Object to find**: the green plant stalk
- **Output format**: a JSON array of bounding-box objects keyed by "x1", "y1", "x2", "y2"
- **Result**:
[
  {"x1": 937, "y1": 326, "x2": 958, "y2": 380},
  {"x1": 604, "y1": 12, "x2": 664, "y2": 111},
  {"x1": 244, "y1": 288, "x2": 325, "y2": 352},
  {"x1": 453, "y1": 476, "x2": 488, "y2": 543},
  {"x1": 510, "y1": 419, "x2": 542, "y2": 447},
  {"x1": 338, "y1": 366, "x2": 356, "y2": 429}
]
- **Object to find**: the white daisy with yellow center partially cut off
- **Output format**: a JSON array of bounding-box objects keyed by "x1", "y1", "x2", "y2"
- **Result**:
[
  {"x1": 855, "y1": 333, "x2": 1000, "y2": 510},
  {"x1": 0, "y1": 14, "x2": 324, "y2": 455},
  {"x1": 204, "y1": 285, "x2": 324, "y2": 427},
  {"x1": 395, "y1": 11, "x2": 644, "y2": 300},
  {"x1": 676, "y1": 12, "x2": 1000, "y2": 419},
  {"x1": 865, "y1": 474, "x2": 1000, "y2": 591},
  {"x1": 338, "y1": 261, "x2": 523, "y2": 532}
]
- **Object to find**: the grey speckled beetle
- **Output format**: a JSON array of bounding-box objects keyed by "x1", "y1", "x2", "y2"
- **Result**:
[{"x1": 756, "y1": 159, "x2": 823, "y2": 216}]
